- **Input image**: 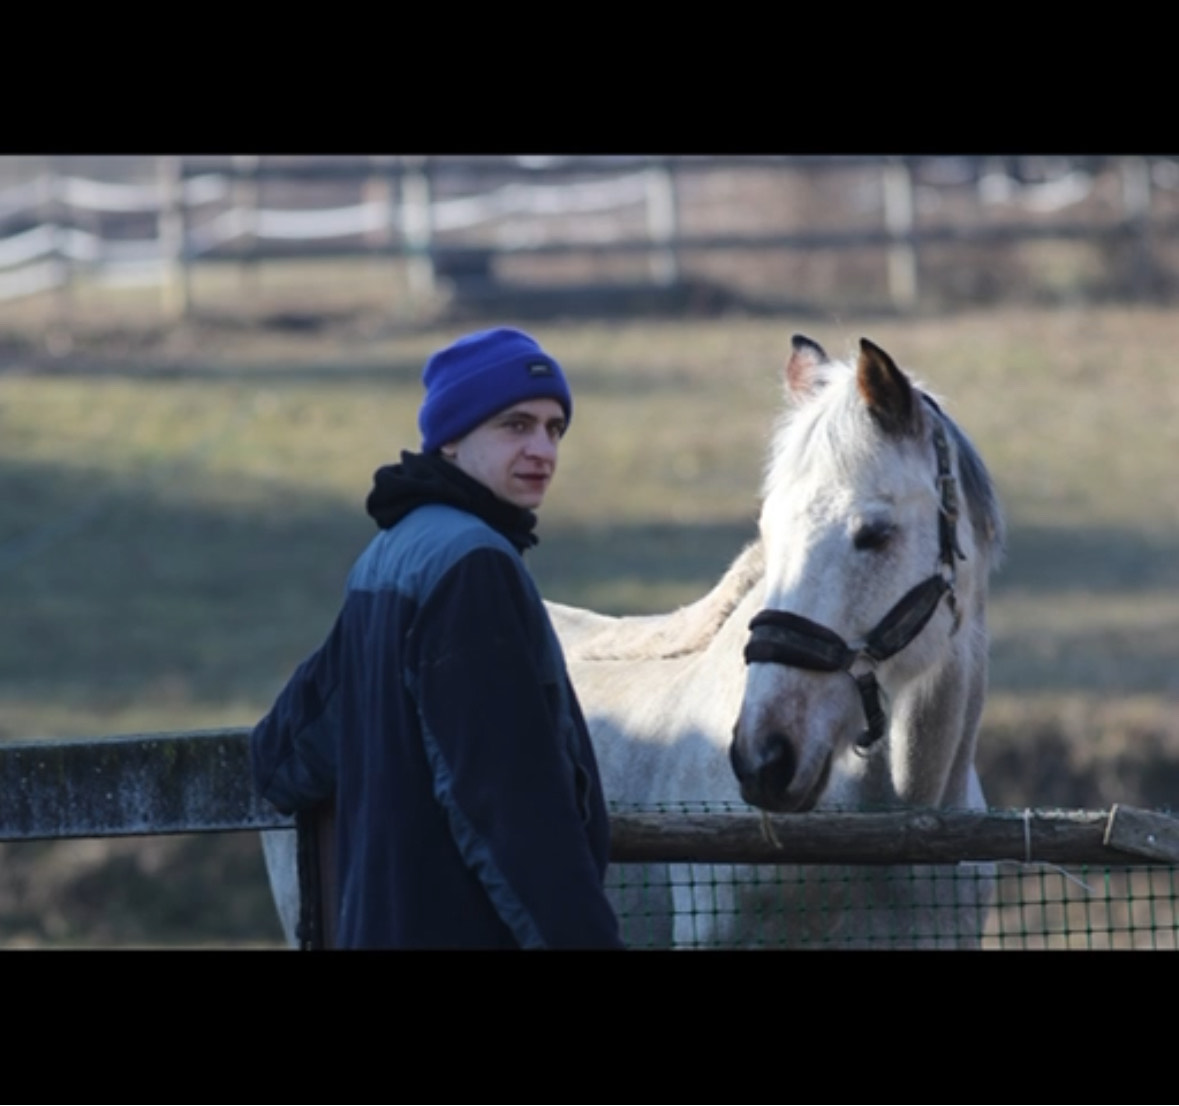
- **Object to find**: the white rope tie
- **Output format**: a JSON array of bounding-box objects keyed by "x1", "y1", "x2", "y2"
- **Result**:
[
  {"x1": 759, "y1": 810, "x2": 783, "y2": 849},
  {"x1": 997, "y1": 808, "x2": 1094, "y2": 893}
]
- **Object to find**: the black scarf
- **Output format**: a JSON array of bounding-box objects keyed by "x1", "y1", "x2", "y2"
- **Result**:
[{"x1": 365, "y1": 451, "x2": 539, "y2": 553}]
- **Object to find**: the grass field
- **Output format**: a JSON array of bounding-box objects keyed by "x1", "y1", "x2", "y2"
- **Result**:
[{"x1": 2, "y1": 294, "x2": 1178, "y2": 945}]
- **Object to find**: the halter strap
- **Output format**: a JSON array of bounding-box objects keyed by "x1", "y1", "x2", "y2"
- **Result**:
[
  {"x1": 744, "y1": 572, "x2": 950, "y2": 673},
  {"x1": 744, "y1": 611, "x2": 854, "y2": 671},
  {"x1": 861, "y1": 574, "x2": 950, "y2": 661}
]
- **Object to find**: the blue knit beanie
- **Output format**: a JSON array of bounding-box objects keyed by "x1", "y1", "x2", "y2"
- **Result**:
[{"x1": 418, "y1": 327, "x2": 573, "y2": 453}]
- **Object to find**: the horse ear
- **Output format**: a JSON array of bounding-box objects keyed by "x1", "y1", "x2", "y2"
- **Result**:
[
  {"x1": 857, "y1": 338, "x2": 917, "y2": 436},
  {"x1": 785, "y1": 334, "x2": 830, "y2": 400}
]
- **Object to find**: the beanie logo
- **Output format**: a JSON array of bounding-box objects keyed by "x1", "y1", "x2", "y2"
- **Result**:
[{"x1": 527, "y1": 361, "x2": 554, "y2": 377}]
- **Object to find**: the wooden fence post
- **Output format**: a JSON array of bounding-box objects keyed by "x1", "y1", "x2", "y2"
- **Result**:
[
  {"x1": 399, "y1": 154, "x2": 435, "y2": 308},
  {"x1": 43, "y1": 156, "x2": 73, "y2": 347},
  {"x1": 157, "y1": 155, "x2": 190, "y2": 320},
  {"x1": 1121, "y1": 155, "x2": 1154, "y2": 299},
  {"x1": 645, "y1": 157, "x2": 679, "y2": 286},
  {"x1": 882, "y1": 157, "x2": 918, "y2": 311},
  {"x1": 233, "y1": 154, "x2": 261, "y2": 305},
  {"x1": 364, "y1": 154, "x2": 396, "y2": 249}
]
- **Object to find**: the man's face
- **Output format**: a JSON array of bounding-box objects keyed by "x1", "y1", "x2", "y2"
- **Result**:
[{"x1": 444, "y1": 397, "x2": 567, "y2": 510}]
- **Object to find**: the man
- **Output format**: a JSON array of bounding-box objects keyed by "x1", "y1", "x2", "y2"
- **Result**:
[{"x1": 251, "y1": 327, "x2": 624, "y2": 949}]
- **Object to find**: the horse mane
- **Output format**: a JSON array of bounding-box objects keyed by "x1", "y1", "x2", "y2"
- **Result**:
[
  {"x1": 560, "y1": 538, "x2": 765, "y2": 662},
  {"x1": 937, "y1": 404, "x2": 1007, "y2": 571}
]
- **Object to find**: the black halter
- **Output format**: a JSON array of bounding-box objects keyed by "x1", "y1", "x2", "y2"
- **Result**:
[{"x1": 743, "y1": 402, "x2": 966, "y2": 754}]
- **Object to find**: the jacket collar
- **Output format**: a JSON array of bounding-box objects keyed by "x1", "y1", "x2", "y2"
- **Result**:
[{"x1": 365, "y1": 451, "x2": 539, "y2": 552}]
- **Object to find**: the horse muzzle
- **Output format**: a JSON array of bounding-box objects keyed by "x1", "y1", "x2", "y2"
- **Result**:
[{"x1": 729, "y1": 727, "x2": 833, "y2": 813}]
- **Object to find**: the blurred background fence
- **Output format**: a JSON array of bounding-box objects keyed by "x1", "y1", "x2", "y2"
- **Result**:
[{"x1": 2, "y1": 154, "x2": 1177, "y2": 325}]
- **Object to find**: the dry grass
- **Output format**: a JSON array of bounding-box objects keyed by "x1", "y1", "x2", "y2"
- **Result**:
[{"x1": 2, "y1": 297, "x2": 1178, "y2": 945}]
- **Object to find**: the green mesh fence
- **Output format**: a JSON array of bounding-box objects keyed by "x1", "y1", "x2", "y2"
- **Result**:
[
  {"x1": 607, "y1": 802, "x2": 1179, "y2": 949},
  {"x1": 986, "y1": 865, "x2": 1179, "y2": 950}
]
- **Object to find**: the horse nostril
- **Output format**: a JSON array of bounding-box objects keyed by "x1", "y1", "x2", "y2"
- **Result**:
[
  {"x1": 760, "y1": 733, "x2": 797, "y2": 794},
  {"x1": 730, "y1": 730, "x2": 797, "y2": 797}
]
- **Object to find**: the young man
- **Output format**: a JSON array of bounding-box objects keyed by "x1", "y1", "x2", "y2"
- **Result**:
[{"x1": 251, "y1": 327, "x2": 624, "y2": 949}]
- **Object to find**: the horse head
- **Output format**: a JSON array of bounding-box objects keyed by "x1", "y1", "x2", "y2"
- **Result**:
[{"x1": 729, "y1": 335, "x2": 1002, "y2": 814}]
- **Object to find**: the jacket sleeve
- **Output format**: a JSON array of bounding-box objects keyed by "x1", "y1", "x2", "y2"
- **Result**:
[
  {"x1": 408, "y1": 547, "x2": 624, "y2": 949},
  {"x1": 250, "y1": 612, "x2": 345, "y2": 815}
]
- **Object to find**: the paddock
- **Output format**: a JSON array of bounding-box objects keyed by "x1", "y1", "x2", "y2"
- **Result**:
[{"x1": 3, "y1": 728, "x2": 1176, "y2": 949}]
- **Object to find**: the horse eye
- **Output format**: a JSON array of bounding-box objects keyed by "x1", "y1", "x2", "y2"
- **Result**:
[{"x1": 853, "y1": 522, "x2": 894, "y2": 551}]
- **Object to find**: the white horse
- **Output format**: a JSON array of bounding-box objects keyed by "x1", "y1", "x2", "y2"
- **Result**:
[{"x1": 261, "y1": 333, "x2": 1005, "y2": 948}]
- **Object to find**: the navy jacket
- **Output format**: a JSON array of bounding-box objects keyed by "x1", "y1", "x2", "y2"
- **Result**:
[{"x1": 251, "y1": 453, "x2": 623, "y2": 949}]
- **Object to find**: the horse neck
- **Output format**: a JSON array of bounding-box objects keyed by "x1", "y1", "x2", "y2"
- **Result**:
[
  {"x1": 664, "y1": 574, "x2": 771, "y2": 747},
  {"x1": 569, "y1": 539, "x2": 765, "y2": 663},
  {"x1": 708, "y1": 569, "x2": 768, "y2": 662},
  {"x1": 877, "y1": 591, "x2": 990, "y2": 810}
]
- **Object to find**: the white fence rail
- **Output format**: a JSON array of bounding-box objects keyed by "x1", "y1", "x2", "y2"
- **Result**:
[{"x1": 0, "y1": 154, "x2": 1174, "y2": 315}]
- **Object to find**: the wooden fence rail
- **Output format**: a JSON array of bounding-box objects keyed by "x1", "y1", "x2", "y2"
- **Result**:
[{"x1": 3, "y1": 729, "x2": 1177, "y2": 868}]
